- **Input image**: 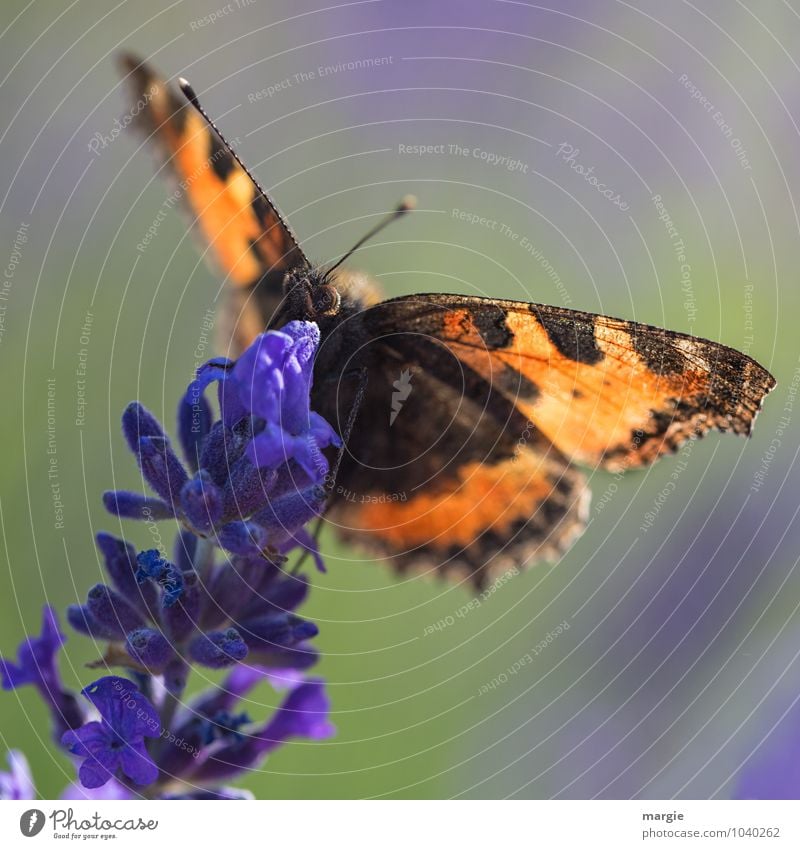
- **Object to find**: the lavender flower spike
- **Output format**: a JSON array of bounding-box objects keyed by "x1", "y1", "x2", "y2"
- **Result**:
[{"x1": 4, "y1": 319, "x2": 335, "y2": 799}]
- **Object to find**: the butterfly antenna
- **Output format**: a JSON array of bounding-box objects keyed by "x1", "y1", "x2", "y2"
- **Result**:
[
  {"x1": 177, "y1": 75, "x2": 309, "y2": 267},
  {"x1": 324, "y1": 195, "x2": 416, "y2": 278}
]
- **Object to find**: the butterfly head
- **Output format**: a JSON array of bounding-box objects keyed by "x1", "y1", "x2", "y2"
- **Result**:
[
  {"x1": 278, "y1": 195, "x2": 416, "y2": 327},
  {"x1": 280, "y1": 267, "x2": 342, "y2": 323}
]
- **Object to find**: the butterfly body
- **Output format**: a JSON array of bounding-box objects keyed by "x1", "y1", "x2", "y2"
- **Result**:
[{"x1": 120, "y1": 56, "x2": 776, "y2": 588}]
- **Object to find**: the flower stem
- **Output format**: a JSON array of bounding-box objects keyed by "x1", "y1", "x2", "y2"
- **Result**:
[{"x1": 153, "y1": 659, "x2": 189, "y2": 762}]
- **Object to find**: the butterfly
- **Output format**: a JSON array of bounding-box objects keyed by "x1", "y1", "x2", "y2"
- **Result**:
[{"x1": 119, "y1": 54, "x2": 776, "y2": 589}]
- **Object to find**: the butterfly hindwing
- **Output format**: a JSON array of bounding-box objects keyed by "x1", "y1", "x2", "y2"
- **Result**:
[
  {"x1": 313, "y1": 332, "x2": 589, "y2": 587},
  {"x1": 335, "y1": 447, "x2": 590, "y2": 588}
]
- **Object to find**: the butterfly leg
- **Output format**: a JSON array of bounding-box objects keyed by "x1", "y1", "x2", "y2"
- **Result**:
[
  {"x1": 290, "y1": 366, "x2": 369, "y2": 575},
  {"x1": 325, "y1": 365, "x2": 369, "y2": 495}
]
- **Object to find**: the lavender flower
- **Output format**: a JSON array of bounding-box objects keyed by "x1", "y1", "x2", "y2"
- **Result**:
[
  {"x1": 1, "y1": 605, "x2": 84, "y2": 738},
  {"x1": 0, "y1": 751, "x2": 34, "y2": 800},
  {"x1": 104, "y1": 321, "x2": 337, "y2": 568},
  {"x1": 190, "y1": 679, "x2": 333, "y2": 783},
  {"x1": 62, "y1": 677, "x2": 160, "y2": 789},
  {"x1": 1, "y1": 323, "x2": 337, "y2": 798},
  {"x1": 158, "y1": 667, "x2": 332, "y2": 789},
  {"x1": 226, "y1": 322, "x2": 340, "y2": 479},
  {"x1": 68, "y1": 533, "x2": 318, "y2": 675},
  {"x1": 62, "y1": 778, "x2": 133, "y2": 800}
]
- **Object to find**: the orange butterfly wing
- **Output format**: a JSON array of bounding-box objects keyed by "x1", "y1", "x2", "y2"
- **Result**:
[
  {"x1": 358, "y1": 294, "x2": 776, "y2": 472},
  {"x1": 334, "y1": 450, "x2": 590, "y2": 588},
  {"x1": 324, "y1": 293, "x2": 774, "y2": 585},
  {"x1": 119, "y1": 54, "x2": 307, "y2": 342}
]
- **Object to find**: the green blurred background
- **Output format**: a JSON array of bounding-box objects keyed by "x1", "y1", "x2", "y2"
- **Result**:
[{"x1": 1, "y1": 0, "x2": 799, "y2": 799}]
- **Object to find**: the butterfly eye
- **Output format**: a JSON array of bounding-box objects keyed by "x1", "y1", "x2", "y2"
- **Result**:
[{"x1": 311, "y1": 284, "x2": 341, "y2": 317}]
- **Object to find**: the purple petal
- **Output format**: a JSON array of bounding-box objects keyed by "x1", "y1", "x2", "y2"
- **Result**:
[
  {"x1": 81, "y1": 677, "x2": 160, "y2": 740},
  {"x1": 125, "y1": 629, "x2": 174, "y2": 671},
  {"x1": 237, "y1": 562, "x2": 307, "y2": 621},
  {"x1": 180, "y1": 471, "x2": 223, "y2": 533},
  {"x1": 0, "y1": 657, "x2": 32, "y2": 690},
  {"x1": 190, "y1": 663, "x2": 281, "y2": 717},
  {"x1": 62, "y1": 778, "x2": 132, "y2": 800},
  {"x1": 245, "y1": 424, "x2": 291, "y2": 471},
  {"x1": 61, "y1": 721, "x2": 108, "y2": 758},
  {"x1": 216, "y1": 521, "x2": 269, "y2": 557},
  {"x1": 192, "y1": 679, "x2": 332, "y2": 782},
  {"x1": 40, "y1": 605, "x2": 66, "y2": 651},
  {"x1": 310, "y1": 411, "x2": 342, "y2": 449},
  {"x1": 138, "y1": 436, "x2": 189, "y2": 506},
  {"x1": 85, "y1": 584, "x2": 144, "y2": 639},
  {"x1": 223, "y1": 664, "x2": 276, "y2": 701},
  {"x1": 78, "y1": 756, "x2": 119, "y2": 790},
  {"x1": 177, "y1": 384, "x2": 213, "y2": 471},
  {"x1": 118, "y1": 739, "x2": 158, "y2": 786},
  {"x1": 1, "y1": 605, "x2": 65, "y2": 690},
  {"x1": 189, "y1": 629, "x2": 249, "y2": 669},
  {"x1": 121, "y1": 402, "x2": 166, "y2": 454},
  {"x1": 102, "y1": 490, "x2": 173, "y2": 521},
  {"x1": 230, "y1": 331, "x2": 294, "y2": 423},
  {"x1": 241, "y1": 613, "x2": 318, "y2": 651},
  {"x1": 239, "y1": 615, "x2": 319, "y2": 672},
  {"x1": 255, "y1": 679, "x2": 334, "y2": 752},
  {"x1": 264, "y1": 668, "x2": 306, "y2": 692},
  {"x1": 260, "y1": 574, "x2": 310, "y2": 614},
  {"x1": 0, "y1": 750, "x2": 34, "y2": 800},
  {"x1": 221, "y1": 460, "x2": 276, "y2": 521},
  {"x1": 195, "y1": 357, "x2": 234, "y2": 388},
  {"x1": 66, "y1": 604, "x2": 119, "y2": 641},
  {"x1": 253, "y1": 486, "x2": 326, "y2": 546},
  {"x1": 201, "y1": 556, "x2": 268, "y2": 629}
]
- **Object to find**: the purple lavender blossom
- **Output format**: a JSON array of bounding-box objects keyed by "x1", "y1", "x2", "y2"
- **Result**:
[
  {"x1": 62, "y1": 778, "x2": 133, "y2": 800},
  {"x1": 159, "y1": 672, "x2": 333, "y2": 784},
  {"x1": 62, "y1": 677, "x2": 160, "y2": 789},
  {"x1": 1, "y1": 605, "x2": 65, "y2": 690},
  {"x1": 0, "y1": 606, "x2": 84, "y2": 737},
  {"x1": 192, "y1": 679, "x2": 332, "y2": 783},
  {"x1": 2, "y1": 324, "x2": 335, "y2": 799},
  {"x1": 104, "y1": 321, "x2": 339, "y2": 568},
  {"x1": 0, "y1": 750, "x2": 34, "y2": 800},
  {"x1": 226, "y1": 322, "x2": 340, "y2": 479}
]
